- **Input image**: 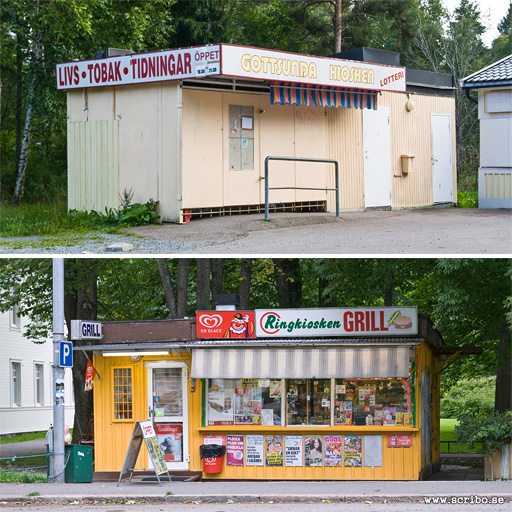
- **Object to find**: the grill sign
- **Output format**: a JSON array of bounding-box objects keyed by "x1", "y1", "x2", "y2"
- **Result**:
[{"x1": 255, "y1": 308, "x2": 418, "y2": 337}]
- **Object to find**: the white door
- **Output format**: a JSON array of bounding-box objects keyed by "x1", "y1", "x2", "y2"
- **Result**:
[
  {"x1": 431, "y1": 114, "x2": 453, "y2": 204},
  {"x1": 146, "y1": 362, "x2": 189, "y2": 470},
  {"x1": 363, "y1": 107, "x2": 392, "y2": 208}
]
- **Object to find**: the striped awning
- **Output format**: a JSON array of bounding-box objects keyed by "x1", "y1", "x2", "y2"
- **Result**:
[
  {"x1": 191, "y1": 346, "x2": 410, "y2": 379},
  {"x1": 270, "y1": 82, "x2": 378, "y2": 110}
]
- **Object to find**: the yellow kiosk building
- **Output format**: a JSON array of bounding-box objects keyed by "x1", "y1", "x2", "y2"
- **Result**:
[{"x1": 75, "y1": 306, "x2": 462, "y2": 481}]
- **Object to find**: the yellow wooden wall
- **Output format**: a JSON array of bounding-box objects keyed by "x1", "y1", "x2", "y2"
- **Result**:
[{"x1": 94, "y1": 342, "x2": 440, "y2": 480}]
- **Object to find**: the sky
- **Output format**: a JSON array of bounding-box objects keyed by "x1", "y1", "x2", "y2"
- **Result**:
[{"x1": 441, "y1": 0, "x2": 511, "y2": 46}]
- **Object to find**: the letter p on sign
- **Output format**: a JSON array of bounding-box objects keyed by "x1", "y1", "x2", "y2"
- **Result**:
[{"x1": 60, "y1": 341, "x2": 73, "y2": 367}]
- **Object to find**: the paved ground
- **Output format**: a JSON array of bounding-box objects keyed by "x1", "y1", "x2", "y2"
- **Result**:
[{"x1": 0, "y1": 208, "x2": 510, "y2": 254}]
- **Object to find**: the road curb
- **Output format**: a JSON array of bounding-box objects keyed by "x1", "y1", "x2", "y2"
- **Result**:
[{"x1": 2, "y1": 493, "x2": 511, "y2": 505}]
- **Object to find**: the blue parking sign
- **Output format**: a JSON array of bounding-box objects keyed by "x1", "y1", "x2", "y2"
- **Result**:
[{"x1": 60, "y1": 341, "x2": 73, "y2": 367}]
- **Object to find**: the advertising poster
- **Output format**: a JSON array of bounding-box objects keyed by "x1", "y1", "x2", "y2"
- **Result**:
[
  {"x1": 202, "y1": 434, "x2": 226, "y2": 446},
  {"x1": 246, "y1": 435, "x2": 264, "y2": 466},
  {"x1": 284, "y1": 436, "x2": 303, "y2": 467},
  {"x1": 304, "y1": 437, "x2": 323, "y2": 467},
  {"x1": 265, "y1": 435, "x2": 283, "y2": 466},
  {"x1": 226, "y1": 435, "x2": 245, "y2": 466},
  {"x1": 208, "y1": 380, "x2": 234, "y2": 425},
  {"x1": 324, "y1": 435, "x2": 343, "y2": 467},
  {"x1": 139, "y1": 420, "x2": 167, "y2": 474},
  {"x1": 387, "y1": 434, "x2": 413, "y2": 447},
  {"x1": 234, "y1": 386, "x2": 262, "y2": 425},
  {"x1": 383, "y1": 407, "x2": 396, "y2": 426},
  {"x1": 344, "y1": 435, "x2": 363, "y2": 467},
  {"x1": 154, "y1": 424, "x2": 182, "y2": 462},
  {"x1": 196, "y1": 311, "x2": 255, "y2": 339}
]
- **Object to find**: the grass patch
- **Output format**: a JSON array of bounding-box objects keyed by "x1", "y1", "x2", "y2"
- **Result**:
[
  {"x1": 440, "y1": 418, "x2": 483, "y2": 454},
  {"x1": 0, "y1": 469, "x2": 49, "y2": 483},
  {"x1": 0, "y1": 431, "x2": 46, "y2": 444}
]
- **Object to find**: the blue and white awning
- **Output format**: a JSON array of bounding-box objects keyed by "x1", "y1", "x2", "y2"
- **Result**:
[
  {"x1": 191, "y1": 346, "x2": 411, "y2": 379},
  {"x1": 270, "y1": 82, "x2": 378, "y2": 110}
]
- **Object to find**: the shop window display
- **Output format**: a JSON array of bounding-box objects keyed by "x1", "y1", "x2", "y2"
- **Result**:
[
  {"x1": 287, "y1": 379, "x2": 331, "y2": 426},
  {"x1": 334, "y1": 378, "x2": 413, "y2": 426},
  {"x1": 207, "y1": 379, "x2": 282, "y2": 426}
]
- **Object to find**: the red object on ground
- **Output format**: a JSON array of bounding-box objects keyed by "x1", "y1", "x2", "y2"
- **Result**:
[{"x1": 202, "y1": 456, "x2": 224, "y2": 473}]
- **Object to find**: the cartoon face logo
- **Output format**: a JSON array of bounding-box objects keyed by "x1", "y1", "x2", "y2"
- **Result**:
[
  {"x1": 199, "y1": 314, "x2": 223, "y2": 328},
  {"x1": 224, "y1": 313, "x2": 254, "y2": 338}
]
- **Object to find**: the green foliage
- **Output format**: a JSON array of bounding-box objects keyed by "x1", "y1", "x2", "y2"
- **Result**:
[
  {"x1": 455, "y1": 411, "x2": 512, "y2": 456},
  {"x1": 0, "y1": 469, "x2": 49, "y2": 484},
  {"x1": 440, "y1": 418, "x2": 483, "y2": 453},
  {"x1": 457, "y1": 190, "x2": 478, "y2": 208},
  {"x1": 441, "y1": 376, "x2": 496, "y2": 418},
  {"x1": 0, "y1": 431, "x2": 46, "y2": 444}
]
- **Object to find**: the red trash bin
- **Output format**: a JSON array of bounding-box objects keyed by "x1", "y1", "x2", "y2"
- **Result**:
[{"x1": 200, "y1": 444, "x2": 226, "y2": 474}]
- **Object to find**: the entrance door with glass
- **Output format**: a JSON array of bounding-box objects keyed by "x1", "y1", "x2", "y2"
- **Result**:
[{"x1": 146, "y1": 362, "x2": 189, "y2": 470}]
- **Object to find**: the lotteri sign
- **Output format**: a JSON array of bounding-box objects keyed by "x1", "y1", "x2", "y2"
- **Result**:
[
  {"x1": 70, "y1": 320, "x2": 103, "y2": 340},
  {"x1": 255, "y1": 308, "x2": 418, "y2": 337}
]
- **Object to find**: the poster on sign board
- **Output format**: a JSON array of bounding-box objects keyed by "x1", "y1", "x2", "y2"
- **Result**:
[
  {"x1": 284, "y1": 436, "x2": 303, "y2": 467},
  {"x1": 324, "y1": 435, "x2": 343, "y2": 467},
  {"x1": 226, "y1": 435, "x2": 244, "y2": 466},
  {"x1": 304, "y1": 437, "x2": 323, "y2": 467},
  {"x1": 344, "y1": 435, "x2": 363, "y2": 467},
  {"x1": 265, "y1": 435, "x2": 283, "y2": 466},
  {"x1": 246, "y1": 435, "x2": 264, "y2": 466}
]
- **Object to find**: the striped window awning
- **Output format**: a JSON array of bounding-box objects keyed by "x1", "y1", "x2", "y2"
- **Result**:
[
  {"x1": 270, "y1": 82, "x2": 378, "y2": 110},
  {"x1": 191, "y1": 347, "x2": 411, "y2": 379}
]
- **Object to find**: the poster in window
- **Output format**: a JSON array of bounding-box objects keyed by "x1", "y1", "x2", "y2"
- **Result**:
[
  {"x1": 383, "y1": 407, "x2": 396, "y2": 426},
  {"x1": 154, "y1": 424, "x2": 182, "y2": 462},
  {"x1": 265, "y1": 435, "x2": 283, "y2": 466},
  {"x1": 344, "y1": 435, "x2": 363, "y2": 467},
  {"x1": 226, "y1": 435, "x2": 244, "y2": 466},
  {"x1": 304, "y1": 437, "x2": 323, "y2": 467},
  {"x1": 324, "y1": 435, "x2": 343, "y2": 467},
  {"x1": 246, "y1": 435, "x2": 264, "y2": 466},
  {"x1": 208, "y1": 380, "x2": 234, "y2": 425},
  {"x1": 284, "y1": 435, "x2": 303, "y2": 467}
]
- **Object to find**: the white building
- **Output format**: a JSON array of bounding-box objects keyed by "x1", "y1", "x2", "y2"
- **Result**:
[
  {"x1": 0, "y1": 305, "x2": 74, "y2": 436},
  {"x1": 461, "y1": 55, "x2": 512, "y2": 209}
]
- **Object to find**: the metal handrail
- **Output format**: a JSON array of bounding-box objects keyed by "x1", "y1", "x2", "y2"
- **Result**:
[{"x1": 264, "y1": 156, "x2": 340, "y2": 221}]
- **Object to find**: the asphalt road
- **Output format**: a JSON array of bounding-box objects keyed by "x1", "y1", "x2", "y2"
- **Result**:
[{"x1": 0, "y1": 208, "x2": 510, "y2": 255}]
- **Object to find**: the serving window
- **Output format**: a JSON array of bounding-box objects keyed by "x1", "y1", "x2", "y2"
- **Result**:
[{"x1": 206, "y1": 376, "x2": 414, "y2": 428}]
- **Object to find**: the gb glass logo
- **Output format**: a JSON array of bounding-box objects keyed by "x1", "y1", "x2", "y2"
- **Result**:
[{"x1": 198, "y1": 314, "x2": 223, "y2": 328}]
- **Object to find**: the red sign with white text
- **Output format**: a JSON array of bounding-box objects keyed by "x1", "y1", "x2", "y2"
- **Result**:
[
  {"x1": 196, "y1": 311, "x2": 255, "y2": 339},
  {"x1": 387, "y1": 434, "x2": 413, "y2": 447}
]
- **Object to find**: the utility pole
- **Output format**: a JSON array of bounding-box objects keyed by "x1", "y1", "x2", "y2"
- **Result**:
[{"x1": 50, "y1": 258, "x2": 65, "y2": 482}]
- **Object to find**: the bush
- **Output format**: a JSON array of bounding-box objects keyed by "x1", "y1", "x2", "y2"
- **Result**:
[
  {"x1": 455, "y1": 411, "x2": 512, "y2": 456},
  {"x1": 441, "y1": 376, "x2": 495, "y2": 418},
  {"x1": 457, "y1": 190, "x2": 478, "y2": 208},
  {"x1": 0, "y1": 469, "x2": 49, "y2": 483}
]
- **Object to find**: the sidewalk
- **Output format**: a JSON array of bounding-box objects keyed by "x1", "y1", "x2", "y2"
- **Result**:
[{"x1": 1, "y1": 479, "x2": 511, "y2": 504}]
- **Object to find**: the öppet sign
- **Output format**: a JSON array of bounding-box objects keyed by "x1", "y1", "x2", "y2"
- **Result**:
[
  {"x1": 56, "y1": 45, "x2": 220, "y2": 90},
  {"x1": 255, "y1": 307, "x2": 418, "y2": 337}
]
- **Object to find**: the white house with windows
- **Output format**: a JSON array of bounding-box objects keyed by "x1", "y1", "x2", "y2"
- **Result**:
[{"x1": 0, "y1": 305, "x2": 74, "y2": 436}]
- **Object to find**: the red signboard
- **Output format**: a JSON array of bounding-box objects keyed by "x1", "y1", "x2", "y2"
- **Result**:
[
  {"x1": 196, "y1": 311, "x2": 255, "y2": 339},
  {"x1": 154, "y1": 424, "x2": 182, "y2": 461},
  {"x1": 387, "y1": 434, "x2": 413, "y2": 447}
]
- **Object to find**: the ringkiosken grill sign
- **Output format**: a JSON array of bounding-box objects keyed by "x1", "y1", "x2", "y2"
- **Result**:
[{"x1": 255, "y1": 308, "x2": 418, "y2": 337}]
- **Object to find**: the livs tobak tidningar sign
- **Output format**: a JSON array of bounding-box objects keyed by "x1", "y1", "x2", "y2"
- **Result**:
[{"x1": 56, "y1": 45, "x2": 220, "y2": 90}]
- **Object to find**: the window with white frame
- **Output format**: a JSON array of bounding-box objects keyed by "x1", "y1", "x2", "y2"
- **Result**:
[
  {"x1": 34, "y1": 363, "x2": 44, "y2": 406},
  {"x1": 11, "y1": 361, "x2": 22, "y2": 406},
  {"x1": 10, "y1": 303, "x2": 21, "y2": 330}
]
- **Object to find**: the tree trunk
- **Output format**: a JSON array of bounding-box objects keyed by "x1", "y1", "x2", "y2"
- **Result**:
[
  {"x1": 196, "y1": 259, "x2": 211, "y2": 310},
  {"x1": 211, "y1": 259, "x2": 224, "y2": 307},
  {"x1": 177, "y1": 258, "x2": 190, "y2": 317},
  {"x1": 273, "y1": 258, "x2": 302, "y2": 308},
  {"x1": 239, "y1": 258, "x2": 252, "y2": 310},
  {"x1": 16, "y1": 21, "x2": 23, "y2": 167},
  {"x1": 13, "y1": 0, "x2": 41, "y2": 204},
  {"x1": 64, "y1": 260, "x2": 97, "y2": 444},
  {"x1": 495, "y1": 319, "x2": 512, "y2": 413},
  {"x1": 334, "y1": 0, "x2": 342, "y2": 53},
  {"x1": 156, "y1": 259, "x2": 177, "y2": 318}
]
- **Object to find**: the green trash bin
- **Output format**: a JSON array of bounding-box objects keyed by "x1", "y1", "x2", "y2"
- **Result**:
[{"x1": 64, "y1": 444, "x2": 93, "y2": 483}]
